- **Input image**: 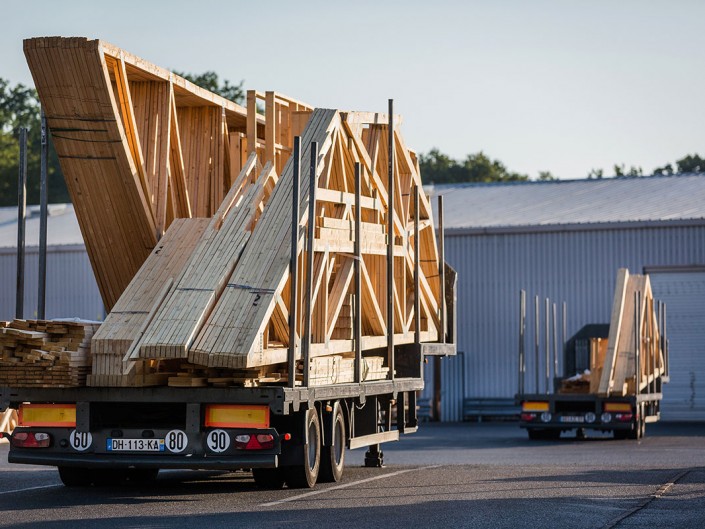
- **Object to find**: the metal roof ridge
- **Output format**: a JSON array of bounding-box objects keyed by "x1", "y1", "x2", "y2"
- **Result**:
[{"x1": 425, "y1": 171, "x2": 705, "y2": 190}]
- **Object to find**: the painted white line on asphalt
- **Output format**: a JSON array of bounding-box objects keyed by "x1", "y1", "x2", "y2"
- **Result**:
[
  {"x1": 0, "y1": 483, "x2": 62, "y2": 496},
  {"x1": 260, "y1": 465, "x2": 441, "y2": 507}
]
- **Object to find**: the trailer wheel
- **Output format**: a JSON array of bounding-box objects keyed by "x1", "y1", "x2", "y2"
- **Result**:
[
  {"x1": 58, "y1": 467, "x2": 93, "y2": 487},
  {"x1": 285, "y1": 408, "x2": 321, "y2": 489},
  {"x1": 319, "y1": 404, "x2": 346, "y2": 483},
  {"x1": 252, "y1": 468, "x2": 286, "y2": 489}
]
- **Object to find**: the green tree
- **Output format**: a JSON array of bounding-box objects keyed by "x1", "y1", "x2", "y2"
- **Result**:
[
  {"x1": 0, "y1": 78, "x2": 67, "y2": 207},
  {"x1": 420, "y1": 149, "x2": 531, "y2": 184},
  {"x1": 173, "y1": 71, "x2": 244, "y2": 104},
  {"x1": 587, "y1": 168, "x2": 604, "y2": 179},
  {"x1": 613, "y1": 164, "x2": 643, "y2": 177},
  {"x1": 674, "y1": 154, "x2": 705, "y2": 173}
]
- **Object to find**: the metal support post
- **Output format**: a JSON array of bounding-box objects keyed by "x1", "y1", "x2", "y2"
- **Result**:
[
  {"x1": 302, "y1": 141, "x2": 318, "y2": 388},
  {"x1": 386, "y1": 99, "x2": 395, "y2": 381},
  {"x1": 534, "y1": 295, "x2": 539, "y2": 393},
  {"x1": 354, "y1": 162, "x2": 362, "y2": 383},
  {"x1": 288, "y1": 137, "x2": 301, "y2": 388},
  {"x1": 38, "y1": 108, "x2": 49, "y2": 319},
  {"x1": 16, "y1": 127, "x2": 28, "y2": 319},
  {"x1": 518, "y1": 289, "x2": 526, "y2": 395},
  {"x1": 545, "y1": 297, "x2": 550, "y2": 394}
]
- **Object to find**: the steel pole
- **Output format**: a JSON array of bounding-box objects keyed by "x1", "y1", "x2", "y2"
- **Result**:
[
  {"x1": 288, "y1": 136, "x2": 301, "y2": 388},
  {"x1": 414, "y1": 186, "x2": 420, "y2": 344},
  {"x1": 545, "y1": 297, "x2": 550, "y2": 394},
  {"x1": 534, "y1": 295, "x2": 539, "y2": 393},
  {"x1": 387, "y1": 99, "x2": 395, "y2": 381},
  {"x1": 519, "y1": 290, "x2": 526, "y2": 395},
  {"x1": 354, "y1": 162, "x2": 362, "y2": 383},
  {"x1": 38, "y1": 107, "x2": 49, "y2": 319},
  {"x1": 302, "y1": 141, "x2": 318, "y2": 388},
  {"x1": 16, "y1": 127, "x2": 28, "y2": 319},
  {"x1": 552, "y1": 302, "x2": 558, "y2": 381}
]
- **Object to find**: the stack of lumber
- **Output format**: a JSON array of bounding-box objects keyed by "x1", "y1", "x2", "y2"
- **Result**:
[
  {"x1": 597, "y1": 269, "x2": 665, "y2": 397},
  {"x1": 24, "y1": 37, "x2": 446, "y2": 388},
  {"x1": 308, "y1": 356, "x2": 389, "y2": 386},
  {"x1": 24, "y1": 37, "x2": 312, "y2": 311},
  {"x1": 0, "y1": 320, "x2": 100, "y2": 388},
  {"x1": 0, "y1": 409, "x2": 18, "y2": 439},
  {"x1": 559, "y1": 370, "x2": 591, "y2": 394}
]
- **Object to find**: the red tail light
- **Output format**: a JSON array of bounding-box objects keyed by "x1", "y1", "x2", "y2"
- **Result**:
[
  {"x1": 615, "y1": 413, "x2": 633, "y2": 422},
  {"x1": 521, "y1": 413, "x2": 537, "y2": 422},
  {"x1": 234, "y1": 433, "x2": 275, "y2": 450},
  {"x1": 12, "y1": 432, "x2": 51, "y2": 448}
]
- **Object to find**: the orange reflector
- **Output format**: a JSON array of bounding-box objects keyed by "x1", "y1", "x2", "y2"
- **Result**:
[
  {"x1": 522, "y1": 401, "x2": 549, "y2": 412},
  {"x1": 18, "y1": 404, "x2": 76, "y2": 427},
  {"x1": 604, "y1": 402, "x2": 632, "y2": 413},
  {"x1": 204, "y1": 405, "x2": 269, "y2": 428}
]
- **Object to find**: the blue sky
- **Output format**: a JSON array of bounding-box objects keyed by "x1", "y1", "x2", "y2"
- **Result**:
[{"x1": 2, "y1": 0, "x2": 704, "y2": 179}]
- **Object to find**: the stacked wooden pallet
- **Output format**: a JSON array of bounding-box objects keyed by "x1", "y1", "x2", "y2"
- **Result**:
[
  {"x1": 597, "y1": 269, "x2": 665, "y2": 397},
  {"x1": 0, "y1": 320, "x2": 100, "y2": 388}
]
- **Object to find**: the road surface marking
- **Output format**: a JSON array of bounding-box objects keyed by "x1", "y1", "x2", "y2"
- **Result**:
[
  {"x1": 600, "y1": 469, "x2": 690, "y2": 529},
  {"x1": 0, "y1": 484, "x2": 63, "y2": 496},
  {"x1": 260, "y1": 465, "x2": 441, "y2": 507}
]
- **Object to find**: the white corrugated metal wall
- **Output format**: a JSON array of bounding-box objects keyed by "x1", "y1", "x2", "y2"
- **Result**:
[
  {"x1": 648, "y1": 270, "x2": 705, "y2": 420},
  {"x1": 437, "y1": 224, "x2": 705, "y2": 421},
  {"x1": 0, "y1": 245, "x2": 105, "y2": 321}
]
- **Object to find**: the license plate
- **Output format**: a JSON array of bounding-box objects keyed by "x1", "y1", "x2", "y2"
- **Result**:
[
  {"x1": 107, "y1": 438, "x2": 165, "y2": 452},
  {"x1": 560, "y1": 416, "x2": 585, "y2": 423}
]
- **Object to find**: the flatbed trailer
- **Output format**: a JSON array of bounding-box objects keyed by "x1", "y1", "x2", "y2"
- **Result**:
[
  {"x1": 515, "y1": 269, "x2": 669, "y2": 441},
  {"x1": 2, "y1": 37, "x2": 458, "y2": 489},
  {"x1": 1, "y1": 342, "x2": 454, "y2": 488},
  {"x1": 518, "y1": 390, "x2": 663, "y2": 440}
]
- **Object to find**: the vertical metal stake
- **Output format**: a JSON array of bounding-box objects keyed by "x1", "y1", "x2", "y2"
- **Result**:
[
  {"x1": 438, "y1": 195, "x2": 446, "y2": 343},
  {"x1": 545, "y1": 297, "x2": 550, "y2": 394},
  {"x1": 354, "y1": 162, "x2": 362, "y2": 383},
  {"x1": 552, "y1": 302, "x2": 558, "y2": 381},
  {"x1": 562, "y1": 302, "x2": 567, "y2": 377},
  {"x1": 414, "y1": 186, "x2": 420, "y2": 345},
  {"x1": 16, "y1": 127, "x2": 28, "y2": 319},
  {"x1": 387, "y1": 99, "x2": 395, "y2": 382},
  {"x1": 302, "y1": 141, "x2": 318, "y2": 388},
  {"x1": 634, "y1": 291, "x2": 641, "y2": 395},
  {"x1": 288, "y1": 136, "x2": 301, "y2": 388},
  {"x1": 534, "y1": 295, "x2": 540, "y2": 393},
  {"x1": 38, "y1": 108, "x2": 49, "y2": 319},
  {"x1": 518, "y1": 290, "x2": 526, "y2": 395}
]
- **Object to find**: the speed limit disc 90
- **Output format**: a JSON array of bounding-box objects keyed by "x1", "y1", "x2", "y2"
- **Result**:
[{"x1": 206, "y1": 429, "x2": 230, "y2": 453}]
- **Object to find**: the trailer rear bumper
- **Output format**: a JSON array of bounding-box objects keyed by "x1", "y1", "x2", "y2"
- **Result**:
[{"x1": 8, "y1": 451, "x2": 277, "y2": 470}]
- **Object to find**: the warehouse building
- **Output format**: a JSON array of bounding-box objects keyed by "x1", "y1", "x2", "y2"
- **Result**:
[
  {"x1": 426, "y1": 173, "x2": 705, "y2": 421},
  {"x1": 0, "y1": 204, "x2": 104, "y2": 322},
  {"x1": 3, "y1": 174, "x2": 705, "y2": 423}
]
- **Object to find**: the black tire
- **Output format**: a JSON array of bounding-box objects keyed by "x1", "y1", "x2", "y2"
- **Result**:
[
  {"x1": 319, "y1": 404, "x2": 346, "y2": 483},
  {"x1": 284, "y1": 408, "x2": 321, "y2": 489},
  {"x1": 58, "y1": 467, "x2": 94, "y2": 487},
  {"x1": 252, "y1": 468, "x2": 286, "y2": 489}
]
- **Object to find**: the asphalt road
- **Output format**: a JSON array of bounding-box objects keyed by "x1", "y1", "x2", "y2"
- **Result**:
[{"x1": 1, "y1": 422, "x2": 704, "y2": 528}]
